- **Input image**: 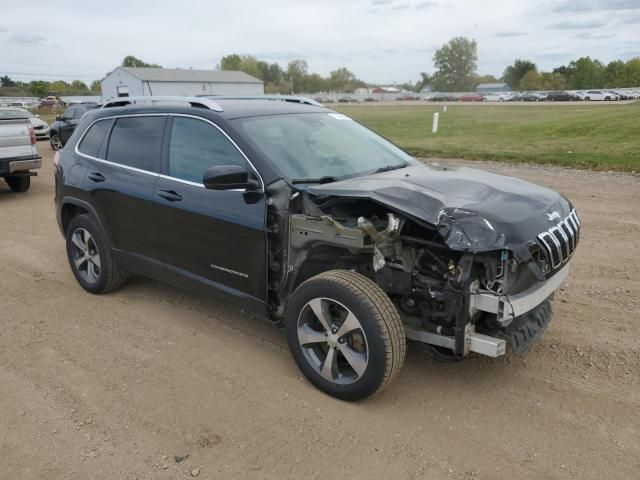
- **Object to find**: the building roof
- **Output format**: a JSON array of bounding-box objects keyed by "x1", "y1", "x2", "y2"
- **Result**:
[
  {"x1": 118, "y1": 67, "x2": 263, "y2": 84},
  {"x1": 476, "y1": 82, "x2": 509, "y2": 89}
]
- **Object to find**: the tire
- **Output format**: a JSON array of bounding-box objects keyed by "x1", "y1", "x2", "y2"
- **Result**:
[
  {"x1": 605, "y1": 97, "x2": 611, "y2": 101},
  {"x1": 286, "y1": 270, "x2": 406, "y2": 401},
  {"x1": 65, "y1": 214, "x2": 126, "y2": 294},
  {"x1": 5, "y1": 175, "x2": 30, "y2": 192},
  {"x1": 585, "y1": 97, "x2": 591, "y2": 101},
  {"x1": 50, "y1": 133, "x2": 62, "y2": 151}
]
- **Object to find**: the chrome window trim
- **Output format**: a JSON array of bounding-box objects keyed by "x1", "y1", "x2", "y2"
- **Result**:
[{"x1": 74, "y1": 112, "x2": 265, "y2": 192}]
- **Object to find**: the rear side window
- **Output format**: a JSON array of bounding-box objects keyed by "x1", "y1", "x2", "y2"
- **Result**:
[
  {"x1": 106, "y1": 116, "x2": 165, "y2": 172},
  {"x1": 78, "y1": 119, "x2": 112, "y2": 158},
  {"x1": 168, "y1": 117, "x2": 246, "y2": 183}
]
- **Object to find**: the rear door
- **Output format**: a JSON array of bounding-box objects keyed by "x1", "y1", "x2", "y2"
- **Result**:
[
  {"x1": 78, "y1": 115, "x2": 166, "y2": 263},
  {"x1": 153, "y1": 115, "x2": 267, "y2": 308}
]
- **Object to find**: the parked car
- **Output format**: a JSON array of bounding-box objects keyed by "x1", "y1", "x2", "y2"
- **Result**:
[
  {"x1": 429, "y1": 94, "x2": 457, "y2": 101},
  {"x1": 583, "y1": 90, "x2": 614, "y2": 101},
  {"x1": 520, "y1": 92, "x2": 546, "y2": 102},
  {"x1": 546, "y1": 91, "x2": 579, "y2": 101},
  {"x1": 0, "y1": 108, "x2": 41, "y2": 192},
  {"x1": 483, "y1": 92, "x2": 513, "y2": 102},
  {"x1": 39, "y1": 95, "x2": 61, "y2": 109},
  {"x1": 54, "y1": 95, "x2": 580, "y2": 400},
  {"x1": 49, "y1": 103, "x2": 98, "y2": 150},
  {"x1": 0, "y1": 107, "x2": 50, "y2": 140},
  {"x1": 458, "y1": 94, "x2": 484, "y2": 102}
]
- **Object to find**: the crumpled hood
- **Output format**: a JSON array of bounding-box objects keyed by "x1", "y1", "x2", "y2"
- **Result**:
[{"x1": 308, "y1": 163, "x2": 573, "y2": 258}]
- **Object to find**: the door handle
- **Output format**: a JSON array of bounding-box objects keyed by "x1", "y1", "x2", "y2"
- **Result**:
[
  {"x1": 158, "y1": 190, "x2": 183, "y2": 202},
  {"x1": 88, "y1": 172, "x2": 105, "y2": 183}
]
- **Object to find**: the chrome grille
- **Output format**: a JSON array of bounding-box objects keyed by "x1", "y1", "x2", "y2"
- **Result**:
[{"x1": 537, "y1": 209, "x2": 580, "y2": 269}]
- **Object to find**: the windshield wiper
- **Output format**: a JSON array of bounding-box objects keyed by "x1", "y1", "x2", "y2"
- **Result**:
[
  {"x1": 291, "y1": 176, "x2": 338, "y2": 185},
  {"x1": 373, "y1": 163, "x2": 409, "y2": 174}
]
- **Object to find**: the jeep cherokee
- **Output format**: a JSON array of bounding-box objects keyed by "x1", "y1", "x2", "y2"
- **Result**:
[{"x1": 54, "y1": 96, "x2": 580, "y2": 400}]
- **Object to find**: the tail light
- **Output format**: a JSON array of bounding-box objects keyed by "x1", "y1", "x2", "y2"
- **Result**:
[
  {"x1": 28, "y1": 125, "x2": 36, "y2": 145},
  {"x1": 53, "y1": 151, "x2": 61, "y2": 167}
]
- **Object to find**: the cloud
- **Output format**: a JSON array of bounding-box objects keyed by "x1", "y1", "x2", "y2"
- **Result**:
[
  {"x1": 550, "y1": 19, "x2": 608, "y2": 29},
  {"x1": 7, "y1": 34, "x2": 46, "y2": 46},
  {"x1": 371, "y1": 0, "x2": 393, "y2": 5},
  {"x1": 618, "y1": 14, "x2": 640, "y2": 23},
  {"x1": 392, "y1": 3, "x2": 411, "y2": 10},
  {"x1": 496, "y1": 31, "x2": 527, "y2": 37},
  {"x1": 575, "y1": 32, "x2": 616, "y2": 39},
  {"x1": 554, "y1": 0, "x2": 640, "y2": 12},
  {"x1": 0, "y1": 28, "x2": 7, "y2": 33},
  {"x1": 415, "y1": 1, "x2": 438, "y2": 9}
]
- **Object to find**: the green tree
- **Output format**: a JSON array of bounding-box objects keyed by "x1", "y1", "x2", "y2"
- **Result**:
[
  {"x1": 121, "y1": 55, "x2": 161, "y2": 68},
  {"x1": 90, "y1": 80, "x2": 101, "y2": 93},
  {"x1": 416, "y1": 72, "x2": 432, "y2": 91},
  {"x1": 502, "y1": 59, "x2": 537, "y2": 89},
  {"x1": 1, "y1": 75, "x2": 15, "y2": 87},
  {"x1": 604, "y1": 60, "x2": 625, "y2": 87},
  {"x1": 286, "y1": 59, "x2": 308, "y2": 93},
  {"x1": 566, "y1": 57, "x2": 605, "y2": 89},
  {"x1": 431, "y1": 37, "x2": 478, "y2": 91},
  {"x1": 28, "y1": 80, "x2": 48, "y2": 97},
  {"x1": 328, "y1": 67, "x2": 357, "y2": 92},
  {"x1": 219, "y1": 54, "x2": 242, "y2": 71},
  {"x1": 70, "y1": 80, "x2": 89, "y2": 93},
  {"x1": 622, "y1": 57, "x2": 640, "y2": 87},
  {"x1": 519, "y1": 69, "x2": 541, "y2": 91}
]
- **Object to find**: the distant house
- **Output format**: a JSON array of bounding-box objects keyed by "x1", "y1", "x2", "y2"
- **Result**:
[
  {"x1": 476, "y1": 82, "x2": 511, "y2": 93},
  {"x1": 371, "y1": 86, "x2": 401, "y2": 94},
  {"x1": 100, "y1": 67, "x2": 264, "y2": 100}
]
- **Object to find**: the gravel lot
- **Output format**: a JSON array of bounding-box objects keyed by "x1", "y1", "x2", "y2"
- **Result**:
[{"x1": 1, "y1": 145, "x2": 638, "y2": 480}]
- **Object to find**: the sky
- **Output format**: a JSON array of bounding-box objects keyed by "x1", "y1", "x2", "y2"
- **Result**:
[{"x1": 1, "y1": 0, "x2": 639, "y2": 85}]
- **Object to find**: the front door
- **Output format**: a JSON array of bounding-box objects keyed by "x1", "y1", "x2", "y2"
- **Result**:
[{"x1": 154, "y1": 115, "x2": 267, "y2": 310}]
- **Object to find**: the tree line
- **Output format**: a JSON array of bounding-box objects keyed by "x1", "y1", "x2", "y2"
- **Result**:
[{"x1": 2, "y1": 47, "x2": 639, "y2": 98}]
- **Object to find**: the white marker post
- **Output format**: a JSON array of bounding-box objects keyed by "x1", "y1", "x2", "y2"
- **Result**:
[
  {"x1": 432, "y1": 112, "x2": 439, "y2": 134},
  {"x1": 443, "y1": 105, "x2": 447, "y2": 113}
]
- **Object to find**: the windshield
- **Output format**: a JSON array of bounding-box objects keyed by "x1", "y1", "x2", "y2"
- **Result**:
[
  {"x1": 0, "y1": 109, "x2": 32, "y2": 119},
  {"x1": 233, "y1": 112, "x2": 417, "y2": 181}
]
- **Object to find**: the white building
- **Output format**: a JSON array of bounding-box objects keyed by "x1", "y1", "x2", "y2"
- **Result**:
[{"x1": 100, "y1": 67, "x2": 264, "y2": 100}]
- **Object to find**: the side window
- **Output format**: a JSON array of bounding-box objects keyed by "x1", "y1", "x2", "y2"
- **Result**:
[
  {"x1": 78, "y1": 119, "x2": 112, "y2": 158},
  {"x1": 106, "y1": 116, "x2": 165, "y2": 172},
  {"x1": 168, "y1": 117, "x2": 246, "y2": 183},
  {"x1": 63, "y1": 108, "x2": 76, "y2": 119}
]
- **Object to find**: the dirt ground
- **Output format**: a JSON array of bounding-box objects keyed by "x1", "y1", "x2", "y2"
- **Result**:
[{"x1": 1, "y1": 145, "x2": 638, "y2": 480}]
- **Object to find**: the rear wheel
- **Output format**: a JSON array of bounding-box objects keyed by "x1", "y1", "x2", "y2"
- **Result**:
[
  {"x1": 50, "y1": 133, "x2": 62, "y2": 151},
  {"x1": 5, "y1": 175, "x2": 30, "y2": 192},
  {"x1": 65, "y1": 214, "x2": 126, "y2": 294},
  {"x1": 286, "y1": 270, "x2": 405, "y2": 401}
]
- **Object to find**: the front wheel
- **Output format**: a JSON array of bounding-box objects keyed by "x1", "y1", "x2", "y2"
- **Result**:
[
  {"x1": 50, "y1": 133, "x2": 62, "y2": 151},
  {"x1": 286, "y1": 270, "x2": 406, "y2": 401},
  {"x1": 5, "y1": 175, "x2": 30, "y2": 192}
]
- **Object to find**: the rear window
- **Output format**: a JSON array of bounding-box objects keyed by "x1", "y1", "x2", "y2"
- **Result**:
[
  {"x1": 78, "y1": 119, "x2": 112, "y2": 158},
  {"x1": 106, "y1": 116, "x2": 165, "y2": 172}
]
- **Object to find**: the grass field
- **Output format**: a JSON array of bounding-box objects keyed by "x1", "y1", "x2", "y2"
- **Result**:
[{"x1": 335, "y1": 103, "x2": 640, "y2": 171}]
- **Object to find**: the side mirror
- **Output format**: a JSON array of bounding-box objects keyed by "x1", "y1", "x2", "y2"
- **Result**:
[
  {"x1": 35, "y1": 114, "x2": 40, "y2": 118},
  {"x1": 56, "y1": 115, "x2": 62, "y2": 121},
  {"x1": 203, "y1": 165, "x2": 260, "y2": 191}
]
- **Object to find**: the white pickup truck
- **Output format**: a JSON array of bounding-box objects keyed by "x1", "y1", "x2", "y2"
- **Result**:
[{"x1": 0, "y1": 108, "x2": 41, "y2": 192}]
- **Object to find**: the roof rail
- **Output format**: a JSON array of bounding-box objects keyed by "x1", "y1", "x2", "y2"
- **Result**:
[
  {"x1": 101, "y1": 96, "x2": 223, "y2": 112},
  {"x1": 203, "y1": 95, "x2": 323, "y2": 107}
]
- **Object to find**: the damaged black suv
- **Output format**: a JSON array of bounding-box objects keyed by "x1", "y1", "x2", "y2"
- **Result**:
[{"x1": 54, "y1": 96, "x2": 580, "y2": 400}]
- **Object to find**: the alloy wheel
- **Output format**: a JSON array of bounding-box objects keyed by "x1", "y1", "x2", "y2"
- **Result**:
[
  {"x1": 50, "y1": 134, "x2": 62, "y2": 151},
  {"x1": 70, "y1": 228, "x2": 101, "y2": 284},
  {"x1": 297, "y1": 297, "x2": 369, "y2": 385}
]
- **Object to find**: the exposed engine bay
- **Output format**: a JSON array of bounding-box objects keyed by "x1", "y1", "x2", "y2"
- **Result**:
[{"x1": 265, "y1": 177, "x2": 580, "y2": 359}]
